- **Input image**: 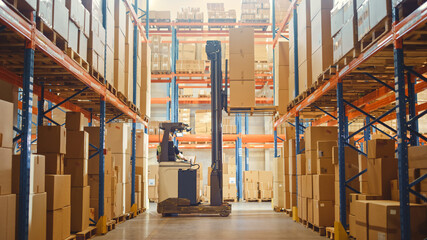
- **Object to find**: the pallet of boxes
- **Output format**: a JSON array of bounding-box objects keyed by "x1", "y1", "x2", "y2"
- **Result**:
[
  {"x1": 229, "y1": 28, "x2": 256, "y2": 108},
  {"x1": 0, "y1": 100, "x2": 17, "y2": 240},
  {"x1": 244, "y1": 171, "x2": 273, "y2": 202},
  {"x1": 148, "y1": 165, "x2": 159, "y2": 202},
  {"x1": 346, "y1": 139, "x2": 427, "y2": 239},
  {"x1": 222, "y1": 162, "x2": 237, "y2": 202},
  {"x1": 136, "y1": 129, "x2": 149, "y2": 210},
  {"x1": 150, "y1": 35, "x2": 171, "y2": 74},
  {"x1": 106, "y1": 123, "x2": 132, "y2": 219}
]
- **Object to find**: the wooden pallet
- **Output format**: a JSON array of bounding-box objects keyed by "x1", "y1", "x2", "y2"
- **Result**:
[
  {"x1": 36, "y1": 18, "x2": 67, "y2": 51},
  {"x1": 335, "y1": 45, "x2": 361, "y2": 73},
  {"x1": 75, "y1": 226, "x2": 97, "y2": 240},
  {"x1": 316, "y1": 65, "x2": 337, "y2": 84},
  {"x1": 360, "y1": 17, "x2": 391, "y2": 53},
  {"x1": 308, "y1": 223, "x2": 326, "y2": 236},
  {"x1": 284, "y1": 208, "x2": 292, "y2": 216},
  {"x1": 106, "y1": 82, "x2": 118, "y2": 96},
  {"x1": 65, "y1": 47, "x2": 89, "y2": 72},
  {"x1": 259, "y1": 198, "x2": 271, "y2": 202},
  {"x1": 326, "y1": 227, "x2": 335, "y2": 239},
  {"x1": 246, "y1": 198, "x2": 259, "y2": 202},
  {"x1": 89, "y1": 66, "x2": 105, "y2": 84},
  {"x1": 113, "y1": 214, "x2": 127, "y2": 224},
  {"x1": 224, "y1": 198, "x2": 238, "y2": 203},
  {"x1": 106, "y1": 220, "x2": 116, "y2": 232},
  {"x1": 117, "y1": 91, "x2": 127, "y2": 104},
  {"x1": 152, "y1": 70, "x2": 171, "y2": 74},
  {"x1": 227, "y1": 106, "x2": 278, "y2": 116},
  {"x1": 176, "y1": 70, "x2": 205, "y2": 74}
]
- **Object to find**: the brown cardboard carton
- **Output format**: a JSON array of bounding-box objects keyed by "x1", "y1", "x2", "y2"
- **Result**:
[
  {"x1": 83, "y1": 126, "x2": 100, "y2": 148},
  {"x1": 367, "y1": 139, "x2": 395, "y2": 159},
  {"x1": 332, "y1": 146, "x2": 359, "y2": 165},
  {"x1": 37, "y1": 126, "x2": 67, "y2": 154},
  {"x1": 297, "y1": 175, "x2": 302, "y2": 196},
  {"x1": 302, "y1": 175, "x2": 307, "y2": 197},
  {"x1": 367, "y1": 158, "x2": 397, "y2": 199},
  {"x1": 290, "y1": 193, "x2": 297, "y2": 208},
  {"x1": 301, "y1": 197, "x2": 308, "y2": 221},
  {"x1": 230, "y1": 80, "x2": 255, "y2": 107},
  {"x1": 16, "y1": 192, "x2": 47, "y2": 240},
  {"x1": 305, "y1": 150, "x2": 317, "y2": 174},
  {"x1": 88, "y1": 174, "x2": 112, "y2": 198},
  {"x1": 64, "y1": 158, "x2": 88, "y2": 187},
  {"x1": 0, "y1": 147, "x2": 12, "y2": 195},
  {"x1": 66, "y1": 131, "x2": 89, "y2": 159},
  {"x1": 12, "y1": 154, "x2": 45, "y2": 194},
  {"x1": 71, "y1": 186, "x2": 90, "y2": 232},
  {"x1": 307, "y1": 174, "x2": 313, "y2": 199},
  {"x1": 317, "y1": 158, "x2": 334, "y2": 174},
  {"x1": 308, "y1": 198, "x2": 313, "y2": 223},
  {"x1": 317, "y1": 141, "x2": 337, "y2": 158},
  {"x1": 368, "y1": 201, "x2": 427, "y2": 240},
  {"x1": 313, "y1": 174, "x2": 334, "y2": 201},
  {"x1": 65, "y1": 112, "x2": 85, "y2": 131},
  {"x1": 0, "y1": 194, "x2": 16, "y2": 240},
  {"x1": 135, "y1": 174, "x2": 142, "y2": 192},
  {"x1": 297, "y1": 154, "x2": 306, "y2": 175},
  {"x1": 289, "y1": 175, "x2": 296, "y2": 193},
  {"x1": 408, "y1": 145, "x2": 427, "y2": 169},
  {"x1": 44, "y1": 153, "x2": 64, "y2": 174},
  {"x1": 0, "y1": 100, "x2": 13, "y2": 149},
  {"x1": 229, "y1": 28, "x2": 254, "y2": 54},
  {"x1": 88, "y1": 150, "x2": 113, "y2": 175},
  {"x1": 47, "y1": 206, "x2": 71, "y2": 240},
  {"x1": 45, "y1": 174, "x2": 71, "y2": 210},
  {"x1": 305, "y1": 126, "x2": 338, "y2": 151},
  {"x1": 106, "y1": 123, "x2": 131, "y2": 154},
  {"x1": 313, "y1": 200, "x2": 334, "y2": 227},
  {"x1": 349, "y1": 214, "x2": 357, "y2": 238},
  {"x1": 229, "y1": 53, "x2": 255, "y2": 80},
  {"x1": 358, "y1": 154, "x2": 368, "y2": 181}
]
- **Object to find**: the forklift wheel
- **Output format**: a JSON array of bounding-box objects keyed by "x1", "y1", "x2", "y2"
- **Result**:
[
  {"x1": 219, "y1": 211, "x2": 230, "y2": 217},
  {"x1": 162, "y1": 213, "x2": 172, "y2": 217}
]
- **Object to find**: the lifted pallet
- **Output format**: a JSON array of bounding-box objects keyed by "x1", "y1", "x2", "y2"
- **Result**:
[{"x1": 157, "y1": 198, "x2": 231, "y2": 217}]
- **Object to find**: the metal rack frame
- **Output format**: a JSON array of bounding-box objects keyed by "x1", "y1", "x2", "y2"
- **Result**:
[{"x1": 272, "y1": 2, "x2": 427, "y2": 239}]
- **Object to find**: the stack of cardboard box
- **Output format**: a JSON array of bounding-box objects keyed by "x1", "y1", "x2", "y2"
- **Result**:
[
  {"x1": 310, "y1": 0, "x2": 333, "y2": 81},
  {"x1": 274, "y1": 0, "x2": 291, "y2": 24},
  {"x1": 331, "y1": 0, "x2": 358, "y2": 64},
  {"x1": 63, "y1": 112, "x2": 90, "y2": 233},
  {"x1": 12, "y1": 154, "x2": 47, "y2": 240},
  {"x1": 273, "y1": 157, "x2": 285, "y2": 209},
  {"x1": 407, "y1": 145, "x2": 427, "y2": 201},
  {"x1": 113, "y1": 0, "x2": 127, "y2": 95},
  {"x1": 66, "y1": 0, "x2": 89, "y2": 63},
  {"x1": 296, "y1": 0, "x2": 312, "y2": 93},
  {"x1": 178, "y1": 109, "x2": 191, "y2": 128},
  {"x1": 176, "y1": 60, "x2": 205, "y2": 73},
  {"x1": 259, "y1": 171, "x2": 273, "y2": 200},
  {"x1": 176, "y1": 7, "x2": 203, "y2": 22},
  {"x1": 0, "y1": 99, "x2": 16, "y2": 240},
  {"x1": 106, "y1": 123, "x2": 131, "y2": 216},
  {"x1": 195, "y1": 110, "x2": 211, "y2": 134},
  {"x1": 207, "y1": 3, "x2": 236, "y2": 20},
  {"x1": 140, "y1": 42, "x2": 152, "y2": 117},
  {"x1": 241, "y1": 0, "x2": 270, "y2": 22},
  {"x1": 222, "y1": 117, "x2": 236, "y2": 134},
  {"x1": 229, "y1": 28, "x2": 255, "y2": 107},
  {"x1": 148, "y1": 165, "x2": 159, "y2": 202},
  {"x1": 222, "y1": 163, "x2": 237, "y2": 201},
  {"x1": 244, "y1": 171, "x2": 259, "y2": 200},
  {"x1": 150, "y1": 35, "x2": 170, "y2": 73},
  {"x1": 136, "y1": 129, "x2": 148, "y2": 209},
  {"x1": 275, "y1": 41, "x2": 289, "y2": 115},
  {"x1": 147, "y1": 10, "x2": 171, "y2": 22},
  {"x1": 290, "y1": 138, "x2": 304, "y2": 211}
]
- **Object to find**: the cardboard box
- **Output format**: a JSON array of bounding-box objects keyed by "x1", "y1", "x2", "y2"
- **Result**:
[
  {"x1": 305, "y1": 150, "x2": 317, "y2": 174},
  {"x1": 66, "y1": 131, "x2": 89, "y2": 159},
  {"x1": 368, "y1": 200, "x2": 427, "y2": 240},
  {"x1": 230, "y1": 80, "x2": 255, "y2": 107},
  {"x1": 53, "y1": 0, "x2": 70, "y2": 39},
  {"x1": 311, "y1": 10, "x2": 333, "y2": 80},
  {"x1": 12, "y1": 154, "x2": 45, "y2": 194},
  {"x1": 65, "y1": 112, "x2": 85, "y2": 131},
  {"x1": 313, "y1": 174, "x2": 334, "y2": 201},
  {"x1": 297, "y1": 154, "x2": 306, "y2": 175},
  {"x1": 332, "y1": 146, "x2": 359, "y2": 165},
  {"x1": 317, "y1": 141, "x2": 337, "y2": 158},
  {"x1": 44, "y1": 153, "x2": 64, "y2": 174},
  {"x1": 106, "y1": 123, "x2": 131, "y2": 154},
  {"x1": 88, "y1": 174, "x2": 112, "y2": 198},
  {"x1": 0, "y1": 194, "x2": 16, "y2": 240},
  {"x1": 16, "y1": 192, "x2": 47, "y2": 240},
  {"x1": 45, "y1": 174, "x2": 71, "y2": 210},
  {"x1": 64, "y1": 158, "x2": 88, "y2": 187},
  {"x1": 308, "y1": 198, "x2": 313, "y2": 223},
  {"x1": 229, "y1": 53, "x2": 255, "y2": 80},
  {"x1": 0, "y1": 99, "x2": 13, "y2": 149},
  {"x1": 305, "y1": 126, "x2": 338, "y2": 151},
  {"x1": 83, "y1": 126, "x2": 100, "y2": 148},
  {"x1": 229, "y1": 28, "x2": 254, "y2": 54},
  {"x1": 368, "y1": 139, "x2": 395, "y2": 159},
  {"x1": 88, "y1": 150, "x2": 113, "y2": 175},
  {"x1": 317, "y1": 157, "x2": 334, "y2": 174},
  {"x1": 37, "y1": 126, "x2": 67, "y2": 154},
  {"x1": 367, "y1": 158, "x2": 398, "y2": 199},
  {"x1": 47, "y1": 206, "x2": 71, "y2": 240},
  {"x1": 408, "y1": 145, "x2": 427, "y2": 169},
  {"x1": 0, "y1": 147, "x2": 12, "y2": 195},
  {"x1": 301, "y1": 197, "x2": 308, "y2": 221},
  {"x1": 313, "y1": 200, "x2": 334, "y2": 227},
  {"x1": 71, "y1": 186, "x2": 90, "y2": 232}
]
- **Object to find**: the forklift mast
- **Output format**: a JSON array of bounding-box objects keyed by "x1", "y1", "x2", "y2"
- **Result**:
[{"x1": 206, "y1": 40, "x2": 228, "y2": 206}]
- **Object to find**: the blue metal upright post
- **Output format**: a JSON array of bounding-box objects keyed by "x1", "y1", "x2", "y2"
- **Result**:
[
  {"x1": 272, "y1": 0, "x2": 276, "y2": 105},
  {"x1": 145, "y1": 0, "x2": 149, "y2": 39},
  {"x1": 235, "y1": 114, "x2": 242, "y2": 200},
  {"x1": 96, "y1": 0, "x2": 108, "y2": 233},
  {"x1": 407, "y1": 70, "x2": 419, "y2": 146},
  {"x1": 37, "y1": 82, "x2": 44, "y2": 127},
  {"x1": 393, "y1": 7, "x2": 410, "y2": 240},
  {"x1": 337, "y1": 79, "x2": 347, "y2": 227},
  {"x1": 293, "y1": 6, "x2": 300, "y2": 205},
  {"x1": 170, "y1": 27, "x2": 178, "y2": 123},
  {"x1": 244, "y1": 114, "x2": 249, "y2": 171},
  {"x1": 18, "y1": 12, "x2": 36, "y2": 240},
  {"x1": 130, "y1": 0, "x2": 139, "y2": 214},
  {"x1": 364, "y1": 117, "x2": 370, "y2": 153},
  {"x1": 274, "y1": 129, "x2": 278, "y2": 157}
]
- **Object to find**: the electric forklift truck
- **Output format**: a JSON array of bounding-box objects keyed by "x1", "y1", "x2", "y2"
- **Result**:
[{"x1": 156, "y1": 40, "x2": 231, "y2": 217}]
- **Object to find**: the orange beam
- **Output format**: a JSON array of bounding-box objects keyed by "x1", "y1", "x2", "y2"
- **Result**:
[
  {"x1": 151, "y1": 97, "x2": 274, "y2": 104},
  {"x1": 148, "y1": 143, "x2": 279, "y2": 149},
  {"x1": 149, "y1": 22, "x2": 272, "y2": 27}
]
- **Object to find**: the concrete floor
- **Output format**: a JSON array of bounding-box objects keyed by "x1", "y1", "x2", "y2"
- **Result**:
[{"x1": 94, "y1": 202, "x2": 325, "y2": 240}]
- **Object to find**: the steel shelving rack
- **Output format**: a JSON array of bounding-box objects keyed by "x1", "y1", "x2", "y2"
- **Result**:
[
  {"x1": 0, "y1": 0, "x2": 149, "y2": 237},
  {"x1": 272, "y1": 1, "x2": 427, "y2": 239}
]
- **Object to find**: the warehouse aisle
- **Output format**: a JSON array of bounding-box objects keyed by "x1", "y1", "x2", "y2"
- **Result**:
[{"x1": 94, "y1": 203, "x2": 325, "y2": 239}]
